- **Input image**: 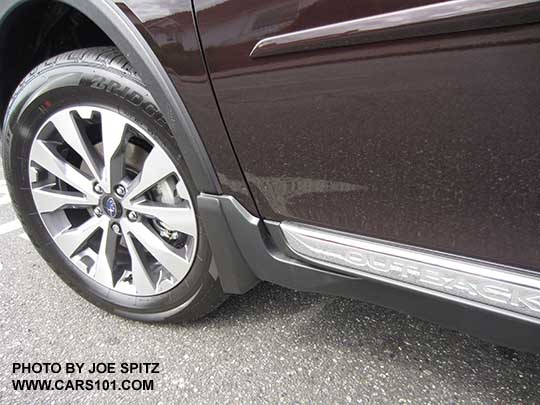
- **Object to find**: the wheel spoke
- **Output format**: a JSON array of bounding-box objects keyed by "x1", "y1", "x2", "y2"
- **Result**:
[
  {"x1": 31, "y1": 140, "x2": 97, "y2": 197},
  {"x1": 93, "y1": 223, "x2": 118, "y2": 288},
  {"x1": 50, "y1": 109, "x2": 101, "y2": 181},
  {"x1": 33, "y1": 186, "x2": 98, "y2": 213},
  {"x1": 54, "y1": 216, "x2": 102, "y2": 258},
  {"x1": 125, "y1": 146, "x2": 175, "y2": 201},
  {"x1": 123, "y1": 230, "x2": 156, "y2": 295},
  {"x1": 124, "y1": 220, "x2": 190, "y2": 281},
  {"x1": 125, "y1": 202, "x2": 196, "y2": 236},
  {"x1": 176, "y1": 180, "x2": 191, "y2": 201},
  {"x1": 100, "y1": 110, "x2": 127, "y2": 193}
]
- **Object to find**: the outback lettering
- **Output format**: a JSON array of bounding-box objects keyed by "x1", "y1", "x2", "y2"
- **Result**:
[{"x1": 295, "y1": 235, "x2": 540, "y2": 317}]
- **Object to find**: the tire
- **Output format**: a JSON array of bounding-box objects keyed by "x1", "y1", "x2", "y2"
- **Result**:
[{"x1": 2, "y1": 47, "x2": 227, "y2": 322}]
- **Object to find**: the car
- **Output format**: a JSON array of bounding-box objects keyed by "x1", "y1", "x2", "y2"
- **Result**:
[{"x1": 1, "y1": 0, "x2": 539, "y2": 352}]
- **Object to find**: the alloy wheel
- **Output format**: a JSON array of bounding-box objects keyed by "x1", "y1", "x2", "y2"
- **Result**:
[{"x1": 28, "y1": 106, "x2": 197, "y2": 296}]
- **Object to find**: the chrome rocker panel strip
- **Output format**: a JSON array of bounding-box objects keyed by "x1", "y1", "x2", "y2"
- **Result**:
[
  {"x1": 250, "y1": 0, "x2": 540, "y2": 58},
  {"x1": 281, "y1": 222, "x2": 540, "y2": 323}
]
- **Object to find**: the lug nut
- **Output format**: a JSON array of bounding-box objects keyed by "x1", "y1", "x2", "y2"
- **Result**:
[
  {"x1": 114, "y1": 185, "x2": 126, "y2": 197},
  {"x1": 93, "y1": 207, "x2": 103, "y2": 217},
  {"x1": 111, "y1": 223, "x2": 121, "y2": 235},
  {"x1": 159, "y1": 229, "x2": 180, "y2": 240},
  {"x1": 93, "y1": 183, "x2": 104, "y2": 194},
  {"x1": 127, "y1": 211, "x2": 138, "y2": 222}
]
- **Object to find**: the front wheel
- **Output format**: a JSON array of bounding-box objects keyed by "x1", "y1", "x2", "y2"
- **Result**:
[{"x1": 2, "y1": 47, "x2": 226, "y2": 322}]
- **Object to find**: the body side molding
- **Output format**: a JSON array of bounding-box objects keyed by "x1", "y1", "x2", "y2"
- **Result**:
[
  {"x1": 250, "y1": 0, "x2": 540, "y2": 58},
  {"x1": 281, "y1": 222, "x2": 540, "y2": 322}
]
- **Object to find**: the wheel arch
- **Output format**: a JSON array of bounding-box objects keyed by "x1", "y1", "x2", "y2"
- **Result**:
[{"x1": 0, "y1": 0, "x2": 221, "y2": 194}]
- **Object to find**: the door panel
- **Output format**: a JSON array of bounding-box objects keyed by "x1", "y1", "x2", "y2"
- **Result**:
[{"x1": 195, "y1": 0, "x2": 540, "y2": 271}]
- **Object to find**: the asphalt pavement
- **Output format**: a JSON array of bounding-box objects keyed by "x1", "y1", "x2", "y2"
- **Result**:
[{"x1": 0, "y1": 163, "x2": 539, "y2": 404}]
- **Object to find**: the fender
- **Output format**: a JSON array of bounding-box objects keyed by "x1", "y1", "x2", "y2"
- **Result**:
[{"x1": 0, "y1": 0, "x2": 221, "y2": 194}]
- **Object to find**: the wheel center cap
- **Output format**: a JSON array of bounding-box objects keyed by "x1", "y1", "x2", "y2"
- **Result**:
[{"x1": 102, "y1": 196, "x2": 122, "y2": 219}]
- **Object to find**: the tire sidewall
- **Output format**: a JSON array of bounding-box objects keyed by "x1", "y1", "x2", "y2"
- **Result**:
[{"x1": 3, "y1": 62, "x2": 219, "y2": 321}]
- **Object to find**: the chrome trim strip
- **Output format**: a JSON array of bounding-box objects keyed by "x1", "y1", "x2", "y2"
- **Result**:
[
  {"x1": 281, "y1": 222, "x2": 540, "y2": 321},
  {"x1": 250, "y1": 0, "x2": 540, "y2": 58}
]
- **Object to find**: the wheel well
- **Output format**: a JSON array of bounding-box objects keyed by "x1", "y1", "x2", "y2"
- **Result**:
[{"x1": 0, "y1": 1, "x2": 113, "y2": 122}]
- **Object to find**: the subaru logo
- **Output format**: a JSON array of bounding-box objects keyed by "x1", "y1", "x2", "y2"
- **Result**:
[{"x1": 104, "y1": 197, "x2": 118, "y2": 218}]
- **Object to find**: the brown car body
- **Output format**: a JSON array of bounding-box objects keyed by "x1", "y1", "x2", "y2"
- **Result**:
[{"x1": 121, "y1": 0, "x2": 540, "y2": 272}]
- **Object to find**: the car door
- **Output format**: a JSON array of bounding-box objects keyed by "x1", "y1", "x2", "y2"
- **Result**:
[{"x1": 194, "y1": 0, "x2": 540, "y2": 271}]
